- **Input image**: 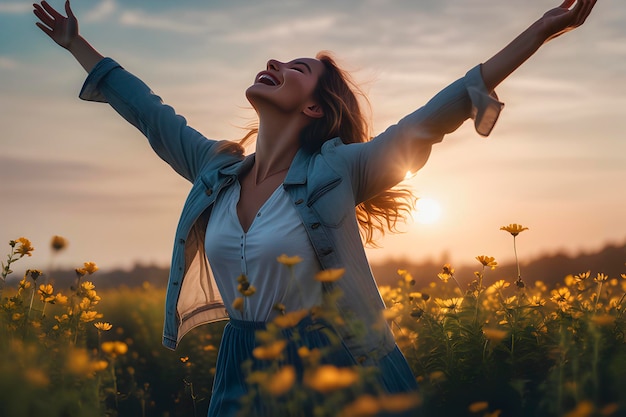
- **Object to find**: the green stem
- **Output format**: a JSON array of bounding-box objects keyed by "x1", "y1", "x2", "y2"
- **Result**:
[{"x1": 513, "y1": 236, "x2": 522, "y2": 282}]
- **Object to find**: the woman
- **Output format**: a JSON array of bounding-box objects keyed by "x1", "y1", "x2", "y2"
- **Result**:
[{"x1": 33, "y1": 1, "x2": 597, "y2": 416}]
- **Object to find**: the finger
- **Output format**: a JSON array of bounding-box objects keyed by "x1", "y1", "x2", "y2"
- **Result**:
[
  {"x1": 35, "y1": 21, "x2": 54, "y2": 38},
  {"x1": 559, "y1": 0, "x2": 576, "y2": 9},
  {"x1": 573, "y1": 0, "x2": 597, "y2": 26},
  {"x1": 65, "y1": 0, "x2": 75, "y2": 19},
  {"x1": 40, "y1": 0, "x2": 64, "y2": 19},
  {"x1": 33, "y1": 6, "x2": 55, "y2": 28}
]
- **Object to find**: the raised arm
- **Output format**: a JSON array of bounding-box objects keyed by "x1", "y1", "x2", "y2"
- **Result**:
[
  {"x1": 33, "y1": 0, "x2": 103, "y2": 73},
  {"x1": 481, "y1": 0, "x2": 597, "y2": 92}
]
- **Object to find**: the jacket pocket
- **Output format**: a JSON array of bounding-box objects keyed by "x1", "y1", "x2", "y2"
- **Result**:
[{"x1": 308, "y1": 178, "x2": 350, "y2": 228}]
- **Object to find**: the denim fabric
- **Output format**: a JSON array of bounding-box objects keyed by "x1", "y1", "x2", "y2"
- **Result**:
[
  {"x1": 79, "y1": 57, "x2": 504, "y2": 362},
  {"x1": 207, "y1": 317, "x2": 418, "y2": 417}
]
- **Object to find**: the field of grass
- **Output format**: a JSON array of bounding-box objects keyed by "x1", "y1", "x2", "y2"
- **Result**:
[{"x1": 1, "y1": 228, "x2": 625, "y2": 417}]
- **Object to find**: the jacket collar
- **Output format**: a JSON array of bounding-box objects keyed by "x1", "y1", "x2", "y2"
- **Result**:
[{"x1": 217, "y1": 149, "x2": 312, "y2": 186}]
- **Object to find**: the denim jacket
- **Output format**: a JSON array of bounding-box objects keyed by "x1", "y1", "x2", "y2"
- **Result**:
[{"x1": 79, "y1": 57, "x2": 503, "y2": 360}]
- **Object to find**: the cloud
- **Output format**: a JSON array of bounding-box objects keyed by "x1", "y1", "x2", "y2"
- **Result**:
[
  {"x1": 0, "y1": 56, "x2": 20, "y2": 70},
  {"x1": 119, "y1": 9, "x2": 209, "y2": 34},
  {"x1": 0, "y1": 3, "x2": 31, "y2": 14},
  {"x1": 83, "y1": 0, "x2": 117, "y2": 23}
]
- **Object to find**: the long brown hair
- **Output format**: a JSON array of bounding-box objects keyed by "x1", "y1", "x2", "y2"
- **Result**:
[{"x1": 225, "y1": 52, "x2": 415, "y2": 245}]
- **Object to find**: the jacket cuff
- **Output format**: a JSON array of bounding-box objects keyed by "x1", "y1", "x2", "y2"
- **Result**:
[
  {"x1": 464, "y1": 64, "x2": 505, "y2": 137},
  {"x1": 78, "y1": 57, "x2": 122, "y2": 103}
]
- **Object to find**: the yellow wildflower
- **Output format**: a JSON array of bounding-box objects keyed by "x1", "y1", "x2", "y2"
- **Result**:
[
  {"x1": 38, "y1": 284, "x2": 55, "y2": 303},
  {"x1": 12, "y1": 313, "x2": 23, "y2": 321},
  {"x1": 18, "y1": 278, "x2": 31, "y2": 290},
  {"x1": 276, "y1": 254, "x2": 303, "y2": 266},
  {"x1": 438, "y1": 263, "x2": 454, "y2": 283},
  {"x1": 273, "y1": 309, "x2": 309, "y2": 328},
  {"x1": 252, "y1": 340, "x2": 287, "y2": 360},
  {"x1": 590, "y1": 314, "x2": 615, "y2": 327},
  {"x1": 54, "y1": 293, "x2": 68, "y2": 305},
  {"x1": 79, "y1": 297, "x2": 92, "y2": 310},
  {"x1": 82, "y1": 262, "x2": 99, "y2": 274},
  {"x1": 232, "y1": 297, "x2": 244, "y2": 312},
  {"x1": 26, "y1": 269, "x2": 43, "y2": 281},
  {"x1": 81, "y1": 281, "x2": 96, "y2": 291},
  {"x1": 266, "y1": 365, "x2": 296, "y2": 396},
  {"x1": 94, "y1": 322, "x2": 113, "y2": 331},
  {"x1": 500, "y1": 223, "x2": 528, "y2": 237},
  {"x1": 436, "y1": 297, "x2": 464, "y2": 312},
  {"x1": 24, "y1": 368, "x2": 50, "y2": 388},
  {"x1": 476, "y1": 255, "x2": 497, "y2": 270},
  {"x1": 483, "y1": 328, "x2": 509, "y2": 344},
  {"x1": 378, "y1": 393, "x2": 422, "y2": 414},
  {"x1": 80, "y1": 310, "x2": 102, "y2": 323},
  {"x1": 468, "y1": 401, "x2": 490, "y2": 413},
  {"x1": 50, "y1": 235, "x2": 68, "y2": 252},
  {"x1": 236, "y1": 275, "x2": 256, "y2": 296},
  {"x1": 593, "y1": 273, "x2": 609, "y2": 283},
  {"x1": 101, "y1": 341, "x2": 128, "y2": 357},
  {"x1": 305, "y1": 365, "x2": 359, "y2": 393},
  {"x1": 15, "y1": 237, "x2": 34, "y2": 257},
  {"x1": 340, "y1": 395, "x2": 380, "y2": 417},
  {"x1": 529, "y1": 295, "x2": 546, "y2": 307},
  {"x1": 550, "y1": 287, "x2": 574, "y2": 311},
  {"x1": 315, "y1": 268, "x2": 345, "y2": 282}
]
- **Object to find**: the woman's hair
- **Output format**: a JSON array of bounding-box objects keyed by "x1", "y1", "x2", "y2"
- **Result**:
[{"x1": 223, "y1": 52, "x2": 415, "y2": 246}]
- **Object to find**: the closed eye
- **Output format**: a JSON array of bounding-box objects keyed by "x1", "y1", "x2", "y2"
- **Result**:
[{"x1": 291, "y1": 66, "x2": 304, "y2": 73}]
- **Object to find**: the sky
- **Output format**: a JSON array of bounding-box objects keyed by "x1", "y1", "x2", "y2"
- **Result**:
[{"x1": 1, "y1": 0, "x2": 625, "y2": 275}]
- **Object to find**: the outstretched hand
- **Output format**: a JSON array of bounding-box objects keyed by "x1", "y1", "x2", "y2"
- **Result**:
[
  {"x1": 541, "y1": 0, "x2": 597, "y2": 42},
  {"x1": 33, "y1": 0, "x2": 79, "y2": 50}
]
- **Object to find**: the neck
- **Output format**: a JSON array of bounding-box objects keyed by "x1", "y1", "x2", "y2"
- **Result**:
[{"x1": 252, "y1": 111, "x2": 308, "y2": 183}]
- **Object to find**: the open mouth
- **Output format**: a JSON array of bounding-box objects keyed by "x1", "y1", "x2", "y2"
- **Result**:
[{"x1": 256, "y1": 73, "x2": 280, "y2": 86}]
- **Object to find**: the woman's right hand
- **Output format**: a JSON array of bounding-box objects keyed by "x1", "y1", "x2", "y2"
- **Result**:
[{"x1": 33, "y1": 0, "x2": 79, "y2": 50}]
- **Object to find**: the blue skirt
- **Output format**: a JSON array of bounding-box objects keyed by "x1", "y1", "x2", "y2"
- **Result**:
[{"x1": 207, "y1": 316, "x2": 418, "y2": 417}]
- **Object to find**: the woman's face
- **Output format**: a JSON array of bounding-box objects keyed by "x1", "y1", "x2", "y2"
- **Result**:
[{"x1": 246, "y1": 58, "x2": 325, "y2": 116}]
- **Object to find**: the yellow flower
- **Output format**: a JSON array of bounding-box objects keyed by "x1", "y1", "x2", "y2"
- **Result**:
[
  {"x1": 305, "y1": 365, "x2": 359, "y2": 393},
  {"x1": 483, "y1": 328, "x2": 509, "y2": 344},
  {"x1": 80, "y1": 310, "x2": 102, "y2": 323},
  {"x1": 50, "y1": 235, "x2": 68, "y2": 252},
  {"x1": 15, "y1": 237, "x2": 34, "y2": 257},
  {"x1": 272, "y1": 309, "x2": 309, "y2": 328},
  {"x1": 550, "y1": 287, "x2": 574, "y2": 311},
  {"x1": 18, "y1": 278, "x2": 31, "y2": 290},
  {"x1": 26, "y1": 269, "x2": 43, "y2": 281},
  {"x1": 232, "y1": 297, "x2": 244, "y2": 311},
  {"x1": 76, "y1": 262, "x2": 99, "y2": 276},
  {"x1": 436, "y1": 297, "x2": 464, "y2": 312},
  {"x1": 438, "y1": 264, "x2": 454, "y2": 283},
  {"x1": 468, "y1": 401, "x2": 490, "y2": 413},
  {"x1": 500, "y1": 224, "x2": 528, "y2": 237},
  {"x1": 237, "y1": 283, "x2": 256, "y2": 297},
  {"x1": 81, "y1": 281, "x2": 96, "y2": 291},
  {"x1": 276, "y1": 254, "x2": 303, "y2": 266},
  {"x1": 266, "y1": 365, "x2": 296, "y2": 396},
  {"x1": 340, "y1": 395, "x2": 380, "y2": 417},
  {"x1": 38, "y1": 284, "x2": 55, "y2": 303},
  {"x1": 79, "y1": 297, "x2": 92, "y2": 310},
  {"x1": 476, "y1": 256, "x2": 498, "y2": 270},
  {"x1": 54, "y1": 293, "x2": 68, "y2": 305},
  {"x1": 252, "y1": 340, "x2": 288, "y2": 360},
  {"x1": 593, "y1": 273, "x2": 609, "y2": 283},
  {"x1": 12, "y1": 313, "x2": 23, "y2": 321},
  {"x1": 94, "y1": 322, "x2": 113, "y2": 331},
  {"x1": 101, "y1": 341, "x2": 128, "y2": 357},
  {"x1": 315, "y1": 268, "x2": 345, "y2": 282}
]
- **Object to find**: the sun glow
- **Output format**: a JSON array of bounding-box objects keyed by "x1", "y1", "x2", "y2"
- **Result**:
[{"x1": 413, "y1": 197, "x2": 442, "y2": 225}]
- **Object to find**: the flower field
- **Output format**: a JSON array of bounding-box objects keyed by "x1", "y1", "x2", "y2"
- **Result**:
[{"x1": 1, "y1": 227, "x2": 625, "y2": 417}]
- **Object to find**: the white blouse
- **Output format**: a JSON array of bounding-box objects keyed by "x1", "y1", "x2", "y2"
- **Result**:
[{"x1": 204, "y1": 180, "x2": 322, "y2": 321}]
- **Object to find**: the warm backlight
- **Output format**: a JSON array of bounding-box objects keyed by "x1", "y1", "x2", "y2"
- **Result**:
[{"x1": 413, "y1": 197, "x2": 442, "y2": 225}]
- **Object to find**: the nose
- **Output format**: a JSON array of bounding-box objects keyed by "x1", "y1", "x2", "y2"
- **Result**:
[{"x1": 266, "y1": 59, "x2": 281, "y2": 71}]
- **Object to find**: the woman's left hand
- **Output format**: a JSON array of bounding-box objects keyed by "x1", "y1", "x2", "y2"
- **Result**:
[{"x1": 540, "y1": 0, "x2": 598, "y2": 43}]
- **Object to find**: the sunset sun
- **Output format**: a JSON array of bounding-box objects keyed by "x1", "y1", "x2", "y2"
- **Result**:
[{"x1": 413, "y1": 197, "x2": 442, "y2": 225}]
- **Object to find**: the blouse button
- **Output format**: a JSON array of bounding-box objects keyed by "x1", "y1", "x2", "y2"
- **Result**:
[
  {"x1": 295, "y1": 199, "x2": 304, "y2": 205},
  {"x1": 311, "y1": 222, "x2": 320, "y2": 229},
  {"x1": 205, "y1": 188, "x2": 213, "y2": 196}
]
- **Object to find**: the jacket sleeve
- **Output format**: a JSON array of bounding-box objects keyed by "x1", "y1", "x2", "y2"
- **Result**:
[
  {"x1": 79, "y1": 57, "x2": 217, "y2": 183},
  {"x1": 334, "y1": 64, "x2": 504, "y2": 203}
]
